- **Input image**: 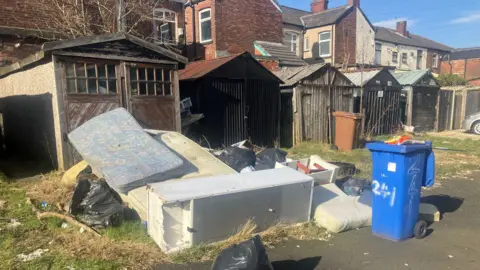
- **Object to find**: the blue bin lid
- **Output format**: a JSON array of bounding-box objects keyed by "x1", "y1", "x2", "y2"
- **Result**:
[{"x1": 366, "y1": 142, "x2": 432, "y2": 154}]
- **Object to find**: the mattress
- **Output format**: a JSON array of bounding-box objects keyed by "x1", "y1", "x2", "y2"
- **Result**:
[
  {"x1": 312, "y1": 184, "x2": 372, "y2": 233},
  {"x1": 68, "y1": 108, "x2": 184, "y2": 193}
]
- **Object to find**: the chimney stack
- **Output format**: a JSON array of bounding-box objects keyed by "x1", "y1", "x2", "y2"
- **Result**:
[
  {"x1": 311, "y1": 0, "x2": 328, "y2": 13},
  {"x1": 348, "y1": 0, "x2": 360, "y2": 7},
  {"x1": 396, "y1": 21, "x2": 408, "y2": 36}
]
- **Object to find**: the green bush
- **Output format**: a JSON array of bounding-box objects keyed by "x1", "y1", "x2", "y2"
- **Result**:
[{"x1": 437, "y1": 74, "x2": 468, "y2": 86}]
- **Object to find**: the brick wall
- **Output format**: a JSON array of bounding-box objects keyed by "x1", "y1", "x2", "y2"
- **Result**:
[
  {"x1": 440, "y1": 58, "x2": 480, "y2": 85},
  {"x1": 0, "y1": 0, "x2": 54, "y2": 30},
  {"x1": 334, "y1": 8, "x2": 356, "y2": 66},
  {"x1": 426, "y1": 50, "x2": 444, "y2": 74},
  {"x1": 215, "y1": 0, "x2": 282, "y2": 56},
  {"x1": 185, "y1": 0, "x2": 282, "y2": 61},
  {"x1": 256, "y1": 58, "x2": 279, "y2": 71},
  {"x1": 185, "y1": 0, "x2": 216, "y2": 60}
]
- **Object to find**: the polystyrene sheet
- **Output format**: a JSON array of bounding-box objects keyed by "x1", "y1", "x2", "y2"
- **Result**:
[{"x1": 68, "y1": 108, "x2": 184, "y2": 193}]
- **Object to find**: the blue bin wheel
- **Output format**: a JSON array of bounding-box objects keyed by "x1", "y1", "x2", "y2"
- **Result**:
[{"x1": 414, "y1": 220, "x2": 428, "y2": 239}]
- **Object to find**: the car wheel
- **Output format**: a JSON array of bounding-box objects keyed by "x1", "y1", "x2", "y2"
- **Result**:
[{"x1": 473, "y1": 121, "x2": 480, "y2": 135}]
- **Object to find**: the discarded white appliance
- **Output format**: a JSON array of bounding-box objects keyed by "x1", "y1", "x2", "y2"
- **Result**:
[
  {"x1": 276, "y1": 155, "x2": 339, "y2": 185},
  {"x1": 125, "y1": 130, "x2": 236, "y2": 221},
  {"x1": 147, "y1": 167, "x2": 314, "y2": 253}
]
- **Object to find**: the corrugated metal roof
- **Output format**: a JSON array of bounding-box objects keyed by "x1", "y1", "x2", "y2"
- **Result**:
[
  {"x1": 282, "y1": 5, "x2": 311, "y2": 26},
  {"x1": 391, "y1": 69, "x2": 431, "y2": 86},
  {"x1": 375, "y1": 27, "x2": 452, "y2": 52},
  {"x1": 344, "y1": 70, "x2": 382, "y2": 87},
  {"x1": 179, "y1": 54, "x2": 238, "y2": 81},
  {"x1": 301, "y1": 6, "x2": 352, "y2": 28},
  {"x1": 274, "y1": 63, "x2": 327, "y2": 87},
  {"x1": 254, "y1": 41, "x2": 307, "y2": 67}
]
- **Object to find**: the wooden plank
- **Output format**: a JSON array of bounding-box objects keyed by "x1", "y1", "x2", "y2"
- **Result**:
[{"x1": 52, "y1": 51, "x2": 179, "y2": 65}]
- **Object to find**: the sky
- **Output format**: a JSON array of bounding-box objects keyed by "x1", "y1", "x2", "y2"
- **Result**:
[{"x1": 277, "y1": 0, "x2": 480, "y2": 48}]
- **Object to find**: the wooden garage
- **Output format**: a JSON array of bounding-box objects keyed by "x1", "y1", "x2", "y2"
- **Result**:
[
  {"x1": 0, "y1": 33, "x2": 187, "y2": 170},
  {"x1": 392, "y1": 70, "x2": 440, "y2": 132},
  {"x1": 179, "y1": 52, "x2": 282, "y2": 147},
  {"x1": 345, "y1": 69, "x2": 402, "y2": 136},
  {"x1": 275, "y1": 63, "x2": 355, "y2": 146}
]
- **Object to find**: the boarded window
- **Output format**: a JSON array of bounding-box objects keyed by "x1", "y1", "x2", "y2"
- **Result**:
[
  {"x1": 65, "y1": 62, "x2": 117, "y2": 94},
  {"x1": 129, "y1": 67, "x2": 173, "y2": 96},
  {"x1": 392, "y1": 52, "x2": 398, "y2": 63}
]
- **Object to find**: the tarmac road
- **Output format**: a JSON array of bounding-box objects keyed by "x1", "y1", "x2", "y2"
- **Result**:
[{"x1": 158, "y1": 172, "x2": 480, "y2": 270}]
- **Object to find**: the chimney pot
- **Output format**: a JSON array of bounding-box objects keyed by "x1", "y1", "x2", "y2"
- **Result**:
[
  {"x1": 396, "y1": 21, "x2": 408, "y2": 36},
  {"x1": 311, "y1": 0, "x2": 328, "y2": 13},
  {"x1": 348, "y1": 0, "x2": 360, "y2": 7}
]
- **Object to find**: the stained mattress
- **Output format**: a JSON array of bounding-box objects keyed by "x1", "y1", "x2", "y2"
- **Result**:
[{"x1": 68, "y1": 108, "x2": 184, "y2": 193}]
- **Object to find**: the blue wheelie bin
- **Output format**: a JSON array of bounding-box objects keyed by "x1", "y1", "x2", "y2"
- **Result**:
[{"x1": 366, "y1": 141, "x2": 435, "y2": 241}]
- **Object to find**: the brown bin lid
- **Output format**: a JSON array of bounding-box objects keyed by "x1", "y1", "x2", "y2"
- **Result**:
[{"x1": 332, "y1": 111, "x2": 363, "y2": 119}]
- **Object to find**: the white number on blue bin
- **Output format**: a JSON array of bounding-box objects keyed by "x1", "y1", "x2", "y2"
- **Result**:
[{"x1": 372, "y1": 180, "x2": 396, "y2": 207}]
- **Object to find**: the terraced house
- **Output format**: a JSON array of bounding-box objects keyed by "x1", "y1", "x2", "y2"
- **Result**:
[{"x1": 274, "y1": 0, "x2": 452, "y2": 72}]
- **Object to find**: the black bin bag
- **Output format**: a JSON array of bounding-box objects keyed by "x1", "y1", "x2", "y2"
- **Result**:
[{"x1": 211, "y1": 235, "x2": 273, "y2": 270}]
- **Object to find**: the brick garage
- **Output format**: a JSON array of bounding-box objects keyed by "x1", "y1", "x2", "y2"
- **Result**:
[{"x1": 185, "y1": 0, "x2": 282, "y2": 60}]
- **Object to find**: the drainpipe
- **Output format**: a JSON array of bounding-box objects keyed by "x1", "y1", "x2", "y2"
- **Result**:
[{"x1": 184, "y1": 0, "x2": 205, "y2": 60}]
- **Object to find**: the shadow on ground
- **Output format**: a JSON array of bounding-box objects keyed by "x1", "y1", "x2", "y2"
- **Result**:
[
  {"x1": 421, "y1": 194, "x2": 464, "y2": 217},
  {"x1": 272, "y1": 256, "x2": 322, "y2": 270}
]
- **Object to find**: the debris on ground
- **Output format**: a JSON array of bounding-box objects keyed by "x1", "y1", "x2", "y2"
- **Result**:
[
  {"x1": 341, "y1": 177, "x2": 371, "y2": 197},
  {"x1": 69, "y1": 174, "x2": 124, "y2": 229},
  {"x1": 217, "y1": 146, "x2": 256, "y2": 172},
  {"x1": 0, "y1": 200, "x2": 6, "y2": 209},
  {"x1": 211, "y1": 235, "x2": 273, "y2": 270},
  {"x1": 16, "y1": 249, "x2": 49, "y2": 262},
  {"x1": 68, "y1": 108, "x2": 185, "y2": 194},
  {"x1": 277, "y1": 155, "x2": 338, "y2": 185},
  {"x1": 6, "y1": 219, "x2": 22, "y2": 229},
  {"x1": 419, "y1": 203, "x2": 441, "y2": 222},
  {"x1": 312, "y1": 184, "x2": 372, "y2": 233},
  {"x1": 255, "y1": 148, "x2": 288, "y2": 170}
]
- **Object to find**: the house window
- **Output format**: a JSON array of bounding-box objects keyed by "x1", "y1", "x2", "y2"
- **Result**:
[
  {"x1": 402, "y1": 53, "x2": 408, "y2": 64},
  {"x1": 375, "y1": 43, "x2": 382, "y2": 65},
  {"x1": 392, "y1": 52, "x2": 398, "y2": 63},
  {"x1": 129, "y1": 67, "x2": 172, "y2": 96},
  {"x1": 284, "y1": 32, "x2": 299, "y2": 55},
  {"x1": 65, "y1": 62, "x2": 117, "y2": 94},
  {"x1": 432, "y1": 53, "x2": 439, "y2": 68},
  {"x1": 199, "y1": 9, "x2": 212, "y2": 43},
  {"x1": 153, "y1": 8, "x2": 177, "y2": 44},
  {"x1": 417, "y1": 50, "x2": 423, "y2": 69},
  {"x1": 304, "y1": 37, "x2": 310, "y2": 51},
  {"x1": 319, "y1": 31, "x2": 331, "y2": 57}
]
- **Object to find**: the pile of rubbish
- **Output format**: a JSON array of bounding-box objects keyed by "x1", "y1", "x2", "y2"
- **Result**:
[{"x1": 58, "y1": 108, "x2": 373, "y2": 255}]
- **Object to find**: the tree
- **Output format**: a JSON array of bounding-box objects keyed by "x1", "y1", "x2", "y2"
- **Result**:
[
  {"x1": 25, "y1": 0, "x2": 166, "y2": 41},
  {"x1": 437, "y1": 74, "x2": 468, "y2": 87}
]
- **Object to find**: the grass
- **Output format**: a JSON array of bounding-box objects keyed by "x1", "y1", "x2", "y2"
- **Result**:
[
  {"x1": 288, "y1": 134, "x2": 480, "y2": 180},
  {"x1": 0, "y1": 175, "x2": 166, "y2": 269},
  {"x1": 170, "y1": 220, "x2": 332, "y2": 264}
]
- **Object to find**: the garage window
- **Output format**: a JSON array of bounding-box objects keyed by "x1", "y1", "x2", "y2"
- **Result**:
[
  {"x1": 65, "y1": 62, "x2": 117, "y2": 94},
  {"x1": 129, "y1": 67, "x2": 172, "y2": 96}
]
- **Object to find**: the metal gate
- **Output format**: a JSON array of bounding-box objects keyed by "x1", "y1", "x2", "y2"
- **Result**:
[{"x1": 364, "y1": 88, "x2": 401, "y2": 136}]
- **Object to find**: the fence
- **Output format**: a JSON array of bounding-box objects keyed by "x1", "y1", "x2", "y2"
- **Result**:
[{"x1": 436, "y1": 87, "x2": 480, "y2": 132}]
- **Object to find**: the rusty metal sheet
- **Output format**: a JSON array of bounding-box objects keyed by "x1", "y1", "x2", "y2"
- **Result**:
[{"x1": 179, "y1": 55, "x2": 237, "y2": 81}]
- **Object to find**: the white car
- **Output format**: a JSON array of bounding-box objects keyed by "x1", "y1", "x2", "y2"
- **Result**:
[{"x1": 462, "y1": 112, "x2": 480, "y2": 135}]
